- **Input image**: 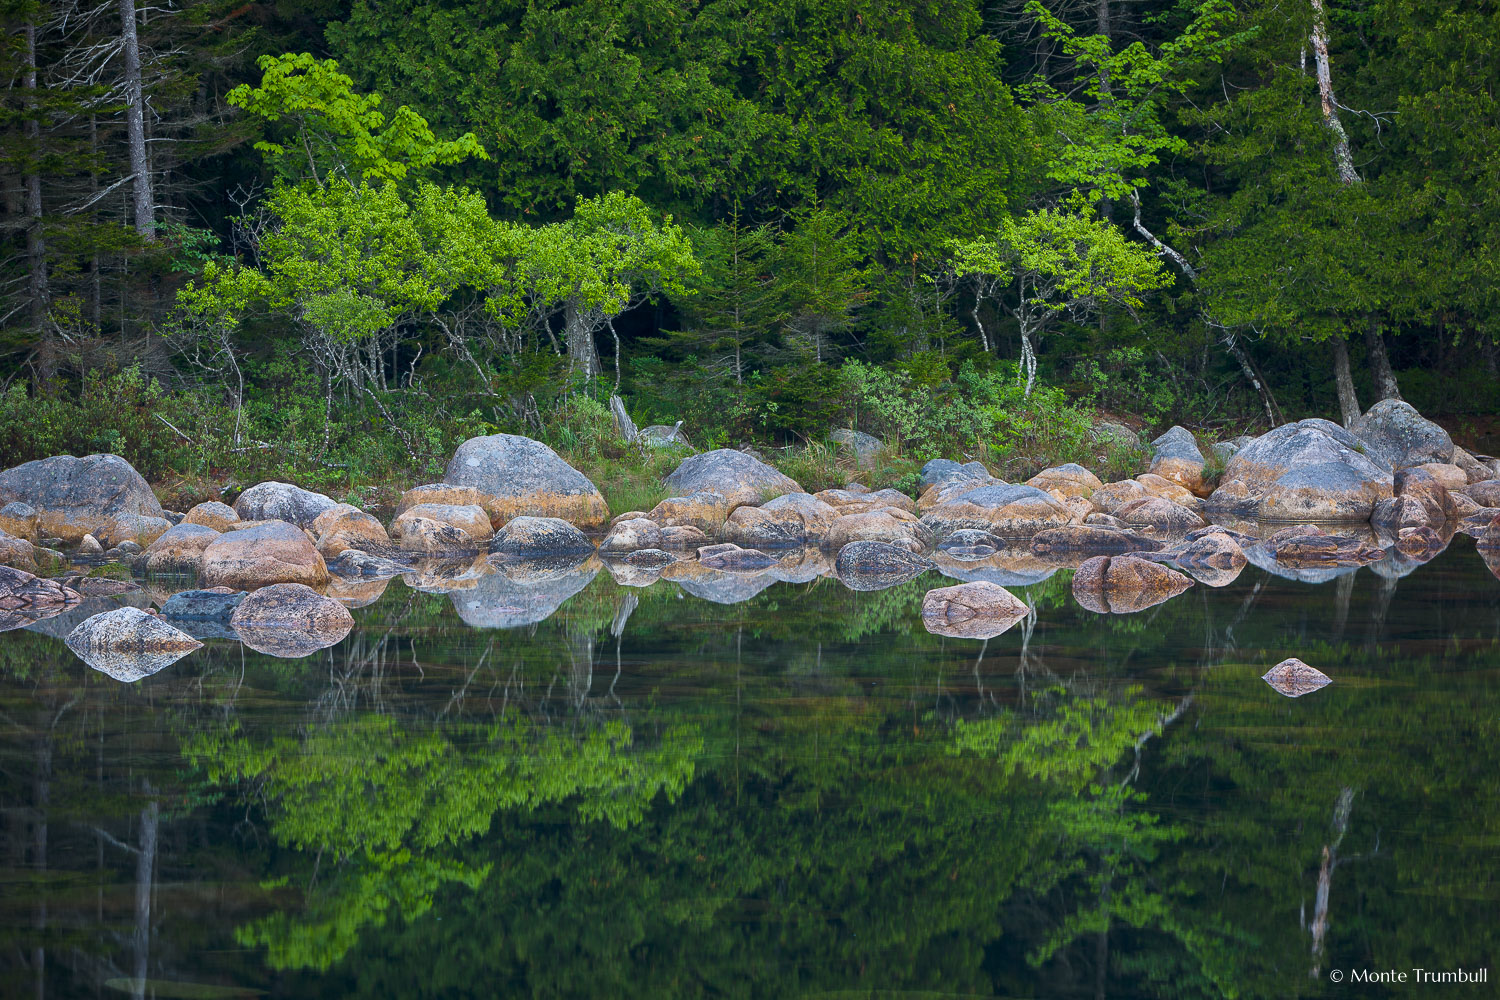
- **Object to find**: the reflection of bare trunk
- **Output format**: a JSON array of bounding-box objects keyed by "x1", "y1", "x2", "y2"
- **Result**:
[
  {"x1": 1309, "y1": 786, "x2": 1354, "y2": 978},
  {"x1": 1310, "y1": 0, "x2": 1360, "y2": 186},
  {"x1": 1364, "y1": 322, "x2": 1402, "y2": 401},
  {"x1": 34, "y1": 725, "x2": 51, "y2": 1000},
  {"x1": 1332, "y1": 338, "x2": 1360, "y2": 426},
  {"x1": 133, "y1": 795, "x2": 159, "y2": 1000},
  {"x1": 1333, "y1": 572, "x2": 1355, "y2": 640}
]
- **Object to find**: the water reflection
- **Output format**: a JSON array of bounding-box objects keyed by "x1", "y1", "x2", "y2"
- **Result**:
[{"x1": 1, "y1": 542, "x2": 1498, "y2": 997}]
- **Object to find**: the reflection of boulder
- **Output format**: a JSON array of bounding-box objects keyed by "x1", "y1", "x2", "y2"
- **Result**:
[
  {"x1": 22, "y1": 590, "x2": 150, "y2": 639},
  {"x1": 452, "y1": 555, "x2": 599, "y2": 627},
  {"x1": 323, "y1": 575, "x2": 390, "y2": 608},
  {"x1": 400, "y1": 555, "x2": 492, "y2": 594},
  {"x1": 936, "y1": 529, "x2": 1004, "y2": 560},
  {"x1": 1, "y1": 565, "x2": 83, "y2": 632},
  {"x1": 1262, "y1": 658, "x2": 1332, "y2": 698},
  {"x1": 768, "y1": 546, "x2": 834, "y2": 584},
  {"x1": 1072, "y1": 555, "x2": 1193, "y2": 614},
  {"x1": 921, "y1": 581, "x2": 1029, "y2": 640},
  {"x1": 604, "y1": 557, "x2": 669, "y2": 588},
  {"x1": 326, "y1": 549, "x2": 415, "y2": 579},
  {"x1": 1030, "y1": 524, "x2": 1163, "y2": 558},
  {"x1": 1480, "y1": 548, "x2": 1500, "y2": 583},
  {"x1": 231, "y1": 583, "x2": 354, "y2": 658},
  {"x1": 661, "y1": 556, "x2": 779, "y2": 605},
  {"x1": 65, "y1": 606, "x2": 200, "y2": 681},
  {"x1": 697, "y1": 543, "x2": 777, "y2": 571},
  {"x1": 834, "y1": 541, "x2": 934, "y2": 592},
  {"x1": 1166, "y1": 530, "x2": 1247, "y2": 588},
  {"x1": 933, "y1": 549, "x2": 1058, "y2": 587}
]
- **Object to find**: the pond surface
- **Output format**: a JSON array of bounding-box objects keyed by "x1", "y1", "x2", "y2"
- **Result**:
[{"x1": 2, "y1": 539, "x2": 1499, "y2": 998}]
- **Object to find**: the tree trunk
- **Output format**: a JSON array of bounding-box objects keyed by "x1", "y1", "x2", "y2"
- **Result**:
[
  {"x1": 1310, "y1": 0, "x2": 1360, "y2": 185},
  {"x1": 565, "y1": 300, "x2": 601, "y2": 378},
  {"x1": 1331, "y1": 338, "x2": 1360, "y2": 426},
  {"x1": 1364, "y1": 322, "x2": 1402, "y2": 401},
  {"x1": 120, "y1": 0, "x2": 154, "y2": 239},
  {"x1": 23, "y1": 17, "x2": 50, "y2": 368}
]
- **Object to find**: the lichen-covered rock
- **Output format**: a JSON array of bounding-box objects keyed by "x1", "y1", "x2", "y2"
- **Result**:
[
  {"x1": 1026, "y1": 463, "x2": 1103, "y2": 499},
  {"x1": 78, "y1": 534, "x2": 103, "y2": 555},
  {"x1": 0, "y1": 565, "x2": 81, "y2": 631},
  {"x1": 1090, "y1": 479, "x2": 1153, "y2": 514},
  {"x1": 639, "y1": 424, "x2": 692, "y2": 449},
  {"x1": 1254, "y1": 461, "x2": 1394, "y2": 521},
  {"x1": 1030, "y1": 524, "x2": 1163, "y2": 556},
  {"x1": 1135, "y1": 473, "x2": 1198, "y2": 507},
  {"x1": 65, "y1": 606, "x2": 201, "y2": 680},
  {"x1": 0, "y1": 454, "x2": 163, "y2": 544},
  {"x1": 0, "y1": 529, "x2": 37, "y2": 571},
  {"x1": 825, "y1": 508, "x2": 933, "y2": 554},
  {"x1": 0, "y1": 501, "x2": 37, "y2": 540},
  {"x1": 1464, "y1": 480, "x2": 1500, "y2": 508},
  {"x1": 834, "y1": 541, "x2": 934, "y2": 591},
  {"x1": 829, "y1": 428, "x2": 885, "y2": 469},
  {"x1": 1393, "y1": 467, "x2": 1458, "y2": 521},
  {"x1": 183, "y1": 501, "x2": 239, "y2": 532},
  {"x1": 1113, "y1": 497, "x2": 1205, "y2": 539},
  {"x1": 812, "y1": 488, "x2": 917, "y2": 516},
  {"x1": 1149, "y1": 425, "x2": 1205, "y2": 492},
  {"x1": 599, "y1": 517, "x2": 664, "y2": 554},
  {"x1": 444, "y1": 434, "x2": 610, "y2": 530},
  {"x1": 231, "y1": 582, "x2": 354, "y2": 658},
  {"x1": 489, "y1": 516, "x2": 594, "y2": 557},
  {"x1": 1262, "y1": 658, "x2": 1331, "y2": 698},
  {"x1": 1350, "y1": 399, "x2": 1453, "y2": 469},
  {"x1": 920, "y1": 483, "x2": 1072, "y2": 540},
  {"x1": 618, "y1": 548, "x2": 677, "y2": 569},
  {"x1": 390, "y1": 515, "x2": 474, "y2": 553},
  {"x1": 1414, "y1": 462, "x2": 1468, "y2": 494},
  {"x1": 199, "y1": 520, "x2": 330, "y2": 590},
  {"x1": 1450, "y1": 447, "x2": 1492, "y2": 485},
  {"x1": 395, "y1": 483, "x2": 492, "y2": 518},
  {"x1": 160, "y1": 588, "x2": 245, "y2": 622},
  {"x1": 313, "y1": 505, "x2": 393, "y2": 558},
  {"x1": 141, "y1": 522, "x2": 220, "y2": 574},
  {"x1": 662, "y1": 449, "x2": 803, "y2": 511},
  {"x1": 1166, "y1": 530, "x2": 1247, "y2": 587},
  {"x1": 920, "y1": 581, "x2": 1030, "y2": 639},
  {"x1": 1208, "y1": 419, "x2": 1393, "y2": 517},
  {"x1": 724, "y1": 493, "x2": 840, "y2": 549},
  {"x1": 94, "y1": 513, "x2": 171, "y2": 549},
  {"x1": 233, "y1": 481, "x2": 337, "y2": 528},
  {"x1": 392, "y1": 503, "x2": 492, "y2": 547},
  {"x1": 697, "y1": 543, "x2": 777, "y2": 571},
  {"x1": 918, "y1": 458, "x2": 992, "y2": 494},
  {"x1": 647, "y1": 491, "x2": 734, "y2": 536},
  {"x1": 917, "y1": 465, "x2": 1006, "y2": 512},
  {"x1": 1071, "y1": 555, "x2": 1193, "y2": 614},
  {"x1": 325, "y1": 549, "x2": 415, "y2": 579}
]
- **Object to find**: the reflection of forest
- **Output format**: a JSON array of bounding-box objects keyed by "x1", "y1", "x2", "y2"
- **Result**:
[{"x1": 2, "y1": 551, "x2": 1499, "y2": 998}]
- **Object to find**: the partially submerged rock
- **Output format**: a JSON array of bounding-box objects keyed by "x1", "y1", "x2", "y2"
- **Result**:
[
  {"x1": 834, "y1": 541, "x2": 933, "y2": 591},
  {"x1": 1262, "y1": 658, "x2": 1332, "y2": 698},
  {"x1": 489, "y1": 516, "x2": 594, "y2": 557},
  {"x1": 314, "y1": 505, "x2": 394, "y2": 558},
  {"x1": 1030, "y1": 524, "x2": 1163, "y2": 558},
  {"x1": 920, "y1": 483, "x2": 1072, "y2": 540},
  {"x1": 325, "y1": 548, "x2": 416, "y2": 579},
  {"x1": 199, "y1": 520, "x2": 330, "y2": 590},
  {"x1": 697, "y1": 542, "x2": 777, "y2": 571},
  {"x1": 1113, "y1": 497, "x2": 1205, "y2": 539},
  {"x1": 1260, "y1": 525, "x2": 1383, "y2": 567},
  {"x1": 444, "y1": 433, "x2": 610, "y2": 530},
  {"x1": 725, "y1": 492, "x2": 841, "y2": 548},
  {"x1": 231, "y1": 582, "x2": 354, "y2": 657},
  {"x1": 663, "y1": 448, "x2": 803, "y2": 509},
  {"x1": 937, "y1": 528, "x2": 1005, "y2": 560},
  {"x1": 390, "y1": 515, "x2": 475, "y2": 553},
  {"x1": 0, "y1": 565, "x2": 82, "y2": 632},
  {"x1": 824, "y1": 508, "x2": 932, "y2": 554},
  {"x1": 1071, "y1": 554, "x2": 1193, "y2": 614},
  {"x1": 160, "y1": 588, "x2": 245, "y2": 622},
  {"x1": 65, "y1": 606, "x2": 201, "y2": 681},
  {"x1": 920, "y1": 581, "x2": 1029, "y2": 639},
  {"x1": 0, "y1": 453, "x2": 164, "y2": 543},
  {"x1": 233, "y1": 481, "x2": 337, "y2": 528},
  {"x1": 1090, "y1": 479, "x2": 1152, "y2": 514},
  {"x1": 393, "y1": 503, "x2": 493, "y2": 545},
  {"x1": 1149, "y1": 425, "x2": 1205, "y2": 493},
  {"x1": 1166, "y1": 530, "x2": 1247, "y2": 588},
  {"x1": 1206, "y1": 419, "x2": 1392, "y2": 519},
  {"x1": 648, "y1": 491, "x2": 734, "y2": 536},
  {"x1": 395, "y1": 483, "x2": 491, "y2": 517},
  {"x1": 599, "y1": 517, "x2": 664, "y2": 554}
]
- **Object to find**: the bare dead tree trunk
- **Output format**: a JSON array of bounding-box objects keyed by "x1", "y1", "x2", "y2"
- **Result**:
[
  {"x1": 1310, "y1": 0, "x2": 1360, "y2": 185},
  {"x1": 23, "y1": 17, "x2": 50, "y2": 373},
  {"x1": 1331, "y1": 337, "x2": 1360, "y2": 426},
  {"x1": 1364, "y1": 321, "x2": 1402, "y2": 401},
  {"x1": 1309, "y1": 786, "x2": 1354, "y2": 979},
  {"x1": 119, "y1": 0, "x2": 154, "y2": 240}
]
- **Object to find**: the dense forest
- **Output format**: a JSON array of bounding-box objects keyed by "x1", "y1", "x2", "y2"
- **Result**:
[{"x1": 2, "y1": 1, "x2": 1497, "y2": 500}]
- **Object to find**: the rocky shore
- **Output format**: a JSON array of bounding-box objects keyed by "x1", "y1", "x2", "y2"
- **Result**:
[{"x1": 4, "y1": 399, "x2": 1499, "y2": 676}]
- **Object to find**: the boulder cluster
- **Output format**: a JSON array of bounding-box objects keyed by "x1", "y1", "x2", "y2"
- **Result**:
[{"x1": 3, "y1": 400, "x2": 1499, "y2": 679}]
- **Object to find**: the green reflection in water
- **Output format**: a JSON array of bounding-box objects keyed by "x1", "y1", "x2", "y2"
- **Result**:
[{"x1": 1, "y1": 545, "x2": 1498, "y2": 998}]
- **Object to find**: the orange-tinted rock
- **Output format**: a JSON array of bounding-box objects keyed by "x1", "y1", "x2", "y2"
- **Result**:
[
  {"x1": 141, "y1": 522, "x2": 220, "y2": 574},
  {"x1": 199, "y1": 520, "x2": 330, "y2": 590},
  {"x1": 824, "y1": 508, "x2": 933, "y2": 554},
  {"x1": 314, "y1": 505, "x2": 393, "y2": 558},
  {"x1": 443, "y1": 434, "x2": 611, "y2": 530},
  {"x1": 1025, "y1": 463, "x2": 1103, "y2": 499},
  {"x1": 183, "y1": 501, "x2": 239, "y2": 532}
]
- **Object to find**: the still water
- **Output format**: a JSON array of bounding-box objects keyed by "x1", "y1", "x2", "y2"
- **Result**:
[{"x1": 2, "y1": 540, "x2": 1498, "y2": 998}]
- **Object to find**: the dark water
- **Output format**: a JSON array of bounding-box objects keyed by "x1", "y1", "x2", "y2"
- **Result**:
[{"x1": 3, "y1": 540, "x2": 1499, "y2": 999}]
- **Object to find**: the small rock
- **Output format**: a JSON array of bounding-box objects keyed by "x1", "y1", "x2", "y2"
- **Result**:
[
  {"x1": 64, "y1": 606, "x2": 201, "y2": 681},
  {"x1": 314, "y1": 505, "x2": 394, "y2": 558},
  {"x1": 183, "y1": 501, "x2": 240, "y2": 532},
  {"x1": 1149, "y1": 425, "x2": 1206, "y2": 492},
  {"x1": 919, "y1": 483, "x2": 1072, "y2": 539},
  {"x1": 1262, "y1": 658, "x2": 1332, "y2": 698},
  {"x1": 1089, "y1": 422, "x2": 1142, "y2": 451},
  {"x1": 1135, "y1": 473, "x2": 1198, "y2": 507},
  {"x1": 391, "y1": 515, "x2": 474, "y2": 553},
  {"x1": 1090, "y1": 479, "x2": 1152, "y2": 514},
  {"x1": 920, "y1": 581, "x2": 1029, "y2": 639},
  {"x1": 78, "y1": 534, "x2": 103, "y2": 555}
]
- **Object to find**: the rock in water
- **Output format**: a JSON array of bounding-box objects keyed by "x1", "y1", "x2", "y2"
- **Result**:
[
  {"x1": 1261, "y1": 526, "x2": 1383, "y2": 567},
  {"x1": 824, "y1": 508, "x2": 932, "y2": 554},
  {"x1": 489, "y1": 516, "x2": 595, "y2": 557},
  {"x1": 1112, "y1": 497, "x2": 1205, "y2": 539},
  {"x1": 920, "y1": 581, "x2": 1029, "y2": 639},
  {"x1": 1071, "y1": 554, "x2": 1193, "y2": 614},
  {"x1": 1030, "y1": 525, "x2": 1163, "y2": 556},
  {"x1": 920, "y1": 483, "x2": 1072, "y2": 539},
  {"x1": 0, "y1": 565, "x2": 83, "y2": 632},
  {"x1": 1205, "y1": 419, "x2": 1393, "y2": 520},
  {"x1": 312, "y1": 504, "x2": 394, "y2": 558},
  {"x1": 392, "y1": 503, "x2": 492, "y2": 545},
  {"x1": 1349, "y1": 399, "x2": 1453, "y2": 469},
  {"x1": 696, "y1": 543, "x2": 777, "y2": 571},
  {"x1": 1167, "y1": 530, "x2": 1247, "y2": 587},
  {"x1": 444, "y1": 433, "x2": 610, "y2": 530},
  {"x1": 662, "y1": 449, "x2": 803, "y2": 509},
  {"x1": 647, "y1": 491, "x2": 734, "y2": 535},
  {"x1": 0, "y1": 454, "x2": 164, "y2": 544},
  {"x1": 230, "y1": 582, "x2": 354, "y2": 658},
  {"x1": 834, "y1": 541, "x2": 934, "y2": 591},
  {"x1": 599, "y1": 517, "x2": 665, "y2": 554},
  {"x1": 65, "y1": 606, "x2": 201, "y2": 681},
  {"x1": 1262, "y1": 658, "x2": 1332, "y2": 698},
  {"x1": 160, "y1": 588, "x2": 245, "y2": 622},
  {"x1": 199, "y1": 520, "x2": 330, "y2": 590},
  {"x1": 232, "y1": 481, "x2": 338, "y2": 528},
  {"x1": 1149, "y1": 425, "x2": 1206, "y2": 493}
]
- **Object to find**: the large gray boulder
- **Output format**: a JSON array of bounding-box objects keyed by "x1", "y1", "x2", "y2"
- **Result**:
[
  {"x1": 662, "y1": 449, "x2": 803, "y2": 509},
  {"x1": 0, "y1": 454, "x2": 163, "y2": 543},
  {"x1": 233, "y1": 481, "x2": 338, "y2": 528},
  {"x1": 65, "y1": 606, "x2": 201, "y2": 681},
  {"x1": 445, "y1": 434, "x2": 610, "y2": 530},
  {"x1": 1206, "y1": 419, "x2": 1393, "y2": 520},
  {"x1": 920, "y1": 483, "x2": 1072, "y2": 540},
  {"x1": 1148, "y1": 425, "x2": 1205, "y2": 492},
  {"x1": 1350, "y1": 399, "x2": 1453, "y2": 469}
]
